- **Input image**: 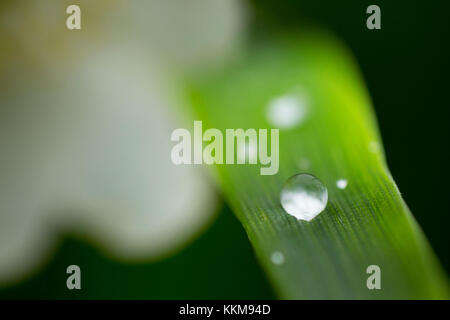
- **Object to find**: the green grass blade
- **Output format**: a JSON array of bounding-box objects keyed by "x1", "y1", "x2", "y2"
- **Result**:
[{"x1": 185, "y1": 31, "x2": 449, "y2": 299}]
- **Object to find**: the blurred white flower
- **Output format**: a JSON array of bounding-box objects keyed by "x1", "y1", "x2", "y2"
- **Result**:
[{"x1": 0, "y1": 0, "x2": 247, "y2": 284}]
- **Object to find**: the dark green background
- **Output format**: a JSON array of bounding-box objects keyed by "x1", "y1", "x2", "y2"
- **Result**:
[
  {"x1": 0, "y1": 205, "x2": 275, "y2": 299},
  {"x1": 1, "y1": 0, "x2": 448, "y2": 299}
]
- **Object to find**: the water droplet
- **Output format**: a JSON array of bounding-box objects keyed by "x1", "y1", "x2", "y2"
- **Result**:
[
  {"x1": 266, "y1": 94, "x2": 307, "y2": 129},
  {"x1": 280, "y1": 173, "x2": 328, "y2": 221},
  {"x1": 298, "y1": 157, "x2": 310, "y2": 170},
  {"x1": 368, "y1": 141, "x2": 380, "y2": 153},
  {"x1": 271, "y1": 251, "x2": 285, "y2": 265},
  {"x1": 336, "y1": 179, "x2": 348, "y2": 189}
]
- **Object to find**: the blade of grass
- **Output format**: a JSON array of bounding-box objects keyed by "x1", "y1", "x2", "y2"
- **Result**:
[{"x1": 185, "y1": 30, "x2": 449, "y2": 299}]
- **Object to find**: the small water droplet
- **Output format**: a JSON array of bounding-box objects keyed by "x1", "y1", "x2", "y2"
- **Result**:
[
  {"x1": 271, "y1": 251, "x2": 285, "y2": 265},
  {"x1": 298, "y1": 157, "x2": 310, "y2": 170},
  {"x1": 368, "y1": 141, "x2": 380, "y2": 153},
  {"x1": 266, "y1": 94, "x2": 307, "y2": 129},
  {"x1": 336, "y1": 179, "x2": 348, "y2": 189},
  {"x1": 280, "y1": 173, "x2": 328, "y2": 221}
]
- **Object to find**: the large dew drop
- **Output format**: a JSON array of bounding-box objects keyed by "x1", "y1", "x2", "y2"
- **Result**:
[{"x1": 280, "y1": 173, "x2": 328, "y2": 221}]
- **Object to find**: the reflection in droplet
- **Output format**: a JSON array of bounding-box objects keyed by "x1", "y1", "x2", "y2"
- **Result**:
[
  {"x1": 271, "y1": 251, "x2": 285, "y2": 265},
  {"x1": 336, "y1": 179, "x2": 348, "y2": 189},
  {"x1": 266, "y1": 94, "x2": 307, "y2": 129},
  {"x1": 280, "y1": 173, "x2": 328, "y2": 221}
]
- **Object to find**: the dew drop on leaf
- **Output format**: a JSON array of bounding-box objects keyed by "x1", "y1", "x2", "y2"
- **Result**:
[
  {"x1": 368, "y1": 141, "x2": 380, "y2": 153},
  {"x1": 266, "y1": 94, "x2": 307, "y2": 129},
  {"x1": 298, "y1": 157, "x2": 311, "y2": 170},
  {"x1": 336, "y1": 179, "x2": 348, "y2": 189},
  {"x1": 271, "y1": 251, "x2": 285, "y2": 265},
  {"x1": 280, "y1": 173, "x2": 328, "y2": 221}
]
